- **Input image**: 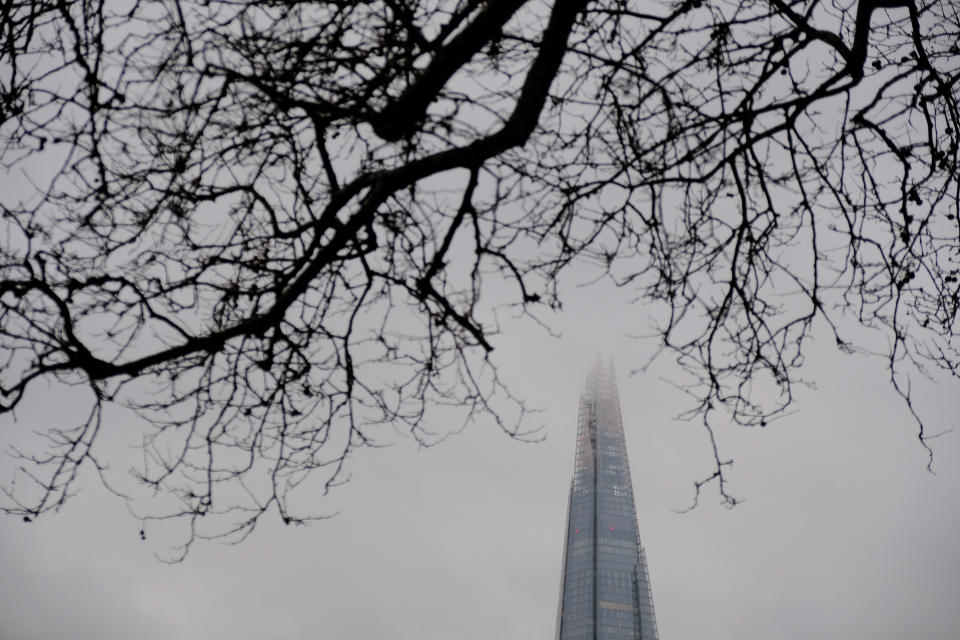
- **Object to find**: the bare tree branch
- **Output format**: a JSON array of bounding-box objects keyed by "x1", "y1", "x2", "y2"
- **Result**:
[{"x1": 1, "y1": 0, "x2": 957, "y2": 552}]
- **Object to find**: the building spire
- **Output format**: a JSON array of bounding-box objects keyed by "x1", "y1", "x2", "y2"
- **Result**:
[{"x1": 556, "y1": 363, "x2": 659, "y2": 640}]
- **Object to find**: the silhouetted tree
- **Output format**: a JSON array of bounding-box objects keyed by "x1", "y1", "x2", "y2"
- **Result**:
[{"x1": 1, "y1": 0, "x2": 957, "y2": 553}]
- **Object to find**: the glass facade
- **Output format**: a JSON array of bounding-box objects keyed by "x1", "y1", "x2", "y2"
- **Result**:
[{"x1": 556, "y1": 361, "x2": 659, "y2": 640}]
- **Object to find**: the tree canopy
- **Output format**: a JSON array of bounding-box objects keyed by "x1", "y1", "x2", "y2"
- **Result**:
[{"x1": 1, "y1": 0, "x2": 958, "y2": 552}]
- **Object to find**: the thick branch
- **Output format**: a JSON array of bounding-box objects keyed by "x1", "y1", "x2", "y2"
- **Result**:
[{"x1": 372, "y1": 0, "x2": 529, "y2": 141}]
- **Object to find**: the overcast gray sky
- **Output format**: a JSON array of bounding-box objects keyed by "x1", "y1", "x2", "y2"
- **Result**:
[{"x1": 1, "y1": 276, "x2": 958, "y2": 640}]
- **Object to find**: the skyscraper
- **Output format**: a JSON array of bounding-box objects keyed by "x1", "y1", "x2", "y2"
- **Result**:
[{"x1": 555, "y1": 361, "x2": 659, "y2": 640}]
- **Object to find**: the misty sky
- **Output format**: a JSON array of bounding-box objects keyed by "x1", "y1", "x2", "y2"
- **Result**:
[
  {"x1": 1, "y1": 277, "x2": 958, "y2": 640},
  {"x1": 3, "y1": 3, "x2": 958, "y2": 638}
]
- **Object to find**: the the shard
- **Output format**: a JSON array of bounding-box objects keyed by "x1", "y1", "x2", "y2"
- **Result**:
[{"x1": 555, "y1": 360, "x2": 660, "y2": 640}]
